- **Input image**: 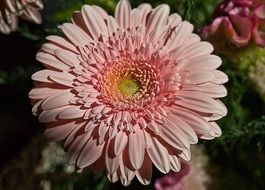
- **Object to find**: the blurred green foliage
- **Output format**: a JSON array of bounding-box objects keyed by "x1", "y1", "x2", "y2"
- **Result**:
[{"x1": 0, "y1": 66, "x2": 39, "y2": 84}]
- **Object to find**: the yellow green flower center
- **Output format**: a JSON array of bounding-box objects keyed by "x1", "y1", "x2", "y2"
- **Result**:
[
  {"x1": 118, "y1": 79, "x2": 139, "y2": 96},
  {"x1": 98, "y1": 59, "x2": 160, "y2": 110}
]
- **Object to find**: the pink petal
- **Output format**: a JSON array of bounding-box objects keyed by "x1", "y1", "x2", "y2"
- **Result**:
[
  {"x1": 208, "y1": 100, "x2": 228, "y2": 120},
  {"x1": 167, "y1": 114, "x2": 198, "y2": 144},
  {"x1": 105, "y1": 141, "x2": 121, "y2": 174},
  {"x1": 21, "y1": 7, "x2": 42, "y2": 24},
  {"x1": 161, "y1": 117, "x2": 190, "y2": 149},
  {"x1": 91, "y1": 104, "x2": 106, "y2": 114},
  {"x1": 146, "y1": 4, "x2": 170, "y2": 35},
  {"x1": 217, "y1": 100, "x2": 228, "y2": 116},
  {"x1": 98, "y1": 123, "x2": 109, "y2": 144},
  {"x1": 40, "y1": 43, "x2": 59, "y2": 54},
  {"x1": 181, "y1": 84, "x2": 203, "y2": 91},
  {"x1": 77, "y1": 137, "x2": 105, "y2": 168},
  {"x1": 109, "y1": 125, "x2": 118, "y2": 139},
  {"x1": 144, "y1": 130, "x2": 152, "y2": 149},
  {"x1": 147, "y1": 136, "x2": 170, "y2": 174},
  {"x1": 107, "y1": 172, "x2": 119, "y2": 183},
  {"x1": 186, "y1": 71, "x2": 215, "y2": 84},
  {"x1": 67, "y1": 130, "x2": 93, "y2": 164},
  {"x1": 115, "y1": 0, "x2": 131, "y2": 29},
  {"x1": 210, "y1": 122, "x2": 222, "y2": 137},
  {"x1": 131, "y1": 9, "x2": 141, "y2": 28},
  {"x1": 148, "y1": 24, "x2": 168, "y2": 42},
  {"x1": 68, "y1": 131, "x2": 93, "y2": 164},
  {"x1": 46, "y1": 35, "x2": 79, "y2": 53},
  {"x1": 59, "y1": 23, "x2": 92, "y2": 46},
  {"x1": 41, "y1": 90, "x2": 74, "y2": 110},
  {"x1": 29, "y1": 87, "x2": 64, "y2": 100},
  {"x1": 107, "y1": 16, "x2": 119, "y2": 36},
  {"x1": 82, "y1": 5, "x2": 108, "y2": 39},
  {"x1": 137, "y1": 3, "x2": 152, "y2": 24},
  {"x1": 39, "y1": 106, "x2": 71, "y2": 122},
  {"x1": 199, "y1": 82, "x2": 227, "y2": 98},
  {"x1": 169, "y1": 155, "x2": 181, "y2": 172},
  {"x1": 114, "y1": 131, "x2": 128, "y2": 155},
  {"x1": 49, "y1": 72, "x2": 75, "y2": 87},
  {"x1": 92, "y1": 5, "x2": 109, "y2": 19},
  {"x1": 165, "y1": 21, "x2": 194, "y2": 51},
  {"x1": 55, "y1": 49, "x2": 80, "y2": 66},
  {"x1": 128, "y1": 130, "x2": 145, "y2": 169},
  {"x1": 179, "y1": 55, "x2": 222, "y2": 71},
  {"x1": 136, "y1": 153, "x2": 152, "y2": 185},
  {"x1": 200, "y1": 129, "x2": 216, "y2": 140},
  {"x1": 58, "y1": 106, "x2": 85, "y2": 119},
  {"x1": 44, "y1": 121, "x2": 80, "y2": 141},
  {"x1": 175, "y1": 91, "x2": 220, "y2": 113},
  {"x1": 147, "y1": 120, "x2": 161, "y2": 135},
  {"x1": 31, "y1": 69, "x2": 58, "y2": 83},
  {"x1": 178, "y1": 42, "x2": 214, "y2": 61},
  {"x1": 186, "y1": 34, "x2": 201, "y2": 46},
  {"x1": 179, "y1": 148, "x2": 191, "y2": 161},
  {"x1": 36, "y1": 52, "x2": 70, "y2": 71},
  {"x1": 64, "y1": 121, "x2": 87, "y2": 148},
  {"x1": 167, "y1": 13, "x2": 182, "y2": 28},
  {"x1": 119, "y1": 159, "x2": 135, "y2": 186},
  {"x1": 31, "y1": 100, "x2": 43, "y2": 116},
  {"x1": 212, "y1": 70, "x2": 229, "y2": 84},
  {"x1": 172, "y1": 106, "x2": 212, "y2": 134}
]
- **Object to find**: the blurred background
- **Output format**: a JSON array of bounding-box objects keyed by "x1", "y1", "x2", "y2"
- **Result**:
[{"x1": 0, "y1": 0, "x2": 264, "y2": 189}]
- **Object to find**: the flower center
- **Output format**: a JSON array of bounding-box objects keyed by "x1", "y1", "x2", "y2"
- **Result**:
[
  {"x1": 98, "y1": 58, "x2": 160, "y2": 109},
  {"x1": 118, "y1": 79, "x2": 139, "y2": 96}
]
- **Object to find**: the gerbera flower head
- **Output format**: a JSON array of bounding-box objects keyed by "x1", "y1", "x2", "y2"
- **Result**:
[
  {"x1": 0, "y1": 0, "x2": 43, "y2": 34},
  {"x1": 29, "y1": 0, "x2": 228, "y2": 186}
]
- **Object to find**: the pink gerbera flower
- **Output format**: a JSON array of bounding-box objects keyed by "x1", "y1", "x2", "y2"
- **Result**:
[
  {"x1": 29, "y1": 0, "x2": 228, "y2": 186},
  {"x1": 0, "y1": 0, "x2": 43, "y2": 34}
]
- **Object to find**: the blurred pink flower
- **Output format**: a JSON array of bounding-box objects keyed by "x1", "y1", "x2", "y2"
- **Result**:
[
  {"x1": 29, "y1": 0, "x2": 228, "y2": 186},
  {"x1": 155, "y1": 162, "x2": 190, "y2": 190},
  {"x1": 155, "y1": 146, "x2": 211, "y2": 190},
  {"x1": 201, "y1": 0, "x2": 265, "y2": 47},
  {"x1": 0, "y1": 0, "x2": 43, "y2": 34}
]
